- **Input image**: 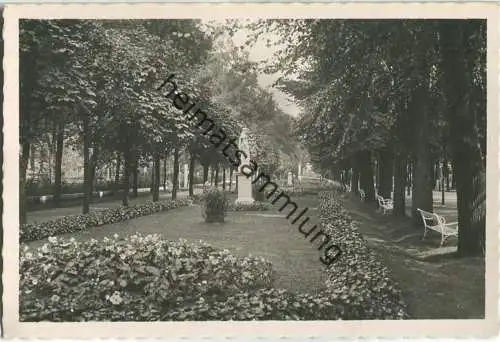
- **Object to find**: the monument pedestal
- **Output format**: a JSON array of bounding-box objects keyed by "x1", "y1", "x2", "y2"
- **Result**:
[{"x1": 235, "y1": 173, "x2": 254, "y2": 204}]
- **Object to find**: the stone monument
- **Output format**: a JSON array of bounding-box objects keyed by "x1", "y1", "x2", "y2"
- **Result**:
[
  {"x1": 287, "y1": 171, "x2": 293, "y2": 186},
  {"x1": 235, "y1": 127, "x2": 254, "y2": 204},
  {"x1": 298, "y1": 163, "x2": 302, "y2": 182}
]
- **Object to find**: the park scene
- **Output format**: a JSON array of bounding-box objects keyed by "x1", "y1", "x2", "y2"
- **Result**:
[{"x1": 19, "y1": 19, "x2": 485, "y2": 321}]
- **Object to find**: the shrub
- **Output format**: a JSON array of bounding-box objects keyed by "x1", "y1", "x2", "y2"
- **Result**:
[
  {"x1": 317, "y1": 190, "x2": 408, "y2": 319},
  {"x1": 20, "y1": 234, "x2": 276, "y2": 321},
  {"x1": 20, "y1": 198, "x2": 193, "y2": 242},
  {"x1": 228, "y1": 201, "x2": 271, "y2": 212},
  {"x1": 201, "y1": 186, "x2": 228, "y2": 223}
]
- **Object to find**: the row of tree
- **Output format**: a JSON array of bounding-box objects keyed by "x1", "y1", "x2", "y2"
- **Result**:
[
  {"x1": 246, "y1": 19, "x2": 486, "y2": 257},
  {"x1": 20, "y1": 20, "x2": 300, "y2": 224}
]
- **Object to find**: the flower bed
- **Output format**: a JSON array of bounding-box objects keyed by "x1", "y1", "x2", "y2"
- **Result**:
[
  {"x1": 20, "y1": 198, "x2": 194, "y2": 242},
  {"x1": 317, "y1": 190, "x2": 408, "y2": 319},
  {"x1": 228, "y1": 201, "x2": 271, "y2": 212},
  {"x1": 20, "y1": 234, "x2": 275, "y2": 321},
  {"x1": 20, "y1": 233, "x2": 368, "y2": 321}
]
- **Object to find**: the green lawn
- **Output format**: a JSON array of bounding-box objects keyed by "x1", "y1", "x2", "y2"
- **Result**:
[
  {"x1": 25, "y1": 194, "x2": 329, "y2": 295},
  {"x1": 340, "y1": 193, "x2": 485, "y2": 319}
]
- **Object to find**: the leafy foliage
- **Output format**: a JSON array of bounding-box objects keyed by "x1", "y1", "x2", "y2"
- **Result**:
[
  {"x1": 318, "y1": 190, "x2": 408, "y2": 319},
  {"x1": 201, "y1": 186, "x2": 228, "y2": 223},
  {"x1": 20, "y1": 234, "x2": 275, "y2": 321}
]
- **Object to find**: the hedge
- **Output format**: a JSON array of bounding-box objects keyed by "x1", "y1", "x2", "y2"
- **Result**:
[
  {"x1": 228, "y1": 201, "x2": 271, "y2": 212},
  {"x1": 20, "y1": 198, "x2": 194, "y2": 242},
  {"x1": 318, "y1": 190, "x2": 408, "y2": 319}
]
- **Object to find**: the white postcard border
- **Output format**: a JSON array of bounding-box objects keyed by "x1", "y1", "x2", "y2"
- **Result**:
[{"x1": 2, "y1": 3, "x2": 499, "y2": 339}]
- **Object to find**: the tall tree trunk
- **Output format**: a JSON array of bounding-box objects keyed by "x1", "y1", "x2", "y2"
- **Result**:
[
  {"x1": 393, "y1": 153, "x2": 407, "y2": 216},
  {"x1": 411, "y1": 86, "x2": 433, "y2": 225},
  {"x1": 122, "y1": 146, "x2": 131, "y2": 207},
  {"x1": 351, "y1": 166, "x2": 360, "y2": 195},
  {"x1": 132, "y1": 153, "x2": 138, "y2": 198},
  {"x1": 444, "y1": 156, "x2": 450, "y2": 191},
  {"x1": 210, "y1": 166, "x2": 215, "y2": 186},
  {"x1": 188, "y1": 152, "x2": 195, "y2": 196},
  {"x1": 114, "y1": 153, "x2": 121, "y2": 193},
  {"x1": 440, "y1": 160, "x2": 445, "y2": 205},
  {"x1": 359, "y1": 151, "x2": 375, "y2": 202},
  {"x1": 202, "y1": 163, "x2": 209, "y2": 184},
  {"x1": 19, "y1": 141, "x2": 30, "y2": 225},
  {"x1": 451, "y1": 161, "x2": 456, "y2": 189},
  {"x1": 378, "y1": 148, "x2": 394, "y2": 199},
  {"x1": 214, "y1": 164, "x2": 219, "y2": 187},
  {"x1": 172, "y1": 146, "x2": 179, "y2": 200},
  {"x1": 20, "y1": 41, "x2": 40, "y2": 223},
  {"x1": 432, "y1": 160, "x2": 438, "y2": 190},
  {"x1": 229, "y1": 168, "x2": 233, "y2": 190},
  {"x1": 163, "y1": 152, "x2": 168, "y2": 191},
  {"x1": 82, "y1": 113, "x2": 91, "y2": 214},
  {"x1": 53, "y1": 121, "x2": 64, "y2": 207},
  {"x1": 222, "y1": 167, "x2": 226, "y2": 190},
  {"x1": 89, "y1": 142, "x2": 98, "y2": 199},
  {"x1": 439, "y1": 21, "x2": 486, "y2": 257},
  {"x1": 406, "y1": 160, "x2": 412, "y2": 196},
  {"x1": 150, "y1": 163, "x2": 155, "y2": 194},
  {"x1": 153, "y1": 149, "x2": 161, "y2": 202}
]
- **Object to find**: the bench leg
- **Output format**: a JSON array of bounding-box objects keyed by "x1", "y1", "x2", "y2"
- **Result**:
[
  {"x1": 440, "y1": 234, "x2": 452, "y2": 247},
  {"x1": 422, "y1": 227, "x2": 427, "y2": 240}
]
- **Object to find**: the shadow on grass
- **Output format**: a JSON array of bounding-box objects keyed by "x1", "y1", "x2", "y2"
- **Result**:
[{"x1": 339, "y1": 194, "x2": 485, "y2": 319}]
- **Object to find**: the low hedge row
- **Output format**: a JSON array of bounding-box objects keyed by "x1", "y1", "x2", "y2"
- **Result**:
[
  {"x1": 318, "y1": 190, "x2": 408, "y2": 319},
  {"x1": 20, "y1": 198, "x2": 194, "y2": 242},
  {"x1": 228, "y1": 201, "x2": 271, "y2": 212}
]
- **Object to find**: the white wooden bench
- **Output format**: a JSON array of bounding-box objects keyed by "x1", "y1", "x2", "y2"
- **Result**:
[
  {"x1": 359, "y1": 189, "x2": 366, "y2": 201},
  {"x1": 376, "y1": 194, "x2": 393, "y2": 215},
  {"x1": 417, "y1": 208, "x2": 458, "y2": 247}
]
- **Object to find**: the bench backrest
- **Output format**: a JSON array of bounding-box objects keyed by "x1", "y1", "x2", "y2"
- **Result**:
[
  {"x1": 417, "y1": 209, "x2": 440, "y2": 228},
  {"x1": 376, "y1": 194, "x2": 392, "y2": 206},
  {"x1": 376, "y1": 194, "x2": 384, "y2": 205},
  {"x1": 359, "y1": 189, "x2": 365, "y2": 199}
]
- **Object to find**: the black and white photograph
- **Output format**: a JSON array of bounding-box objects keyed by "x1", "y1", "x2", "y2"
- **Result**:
[{"x1": 2, "y1": 3, "x2": 498, "y2": 339}]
